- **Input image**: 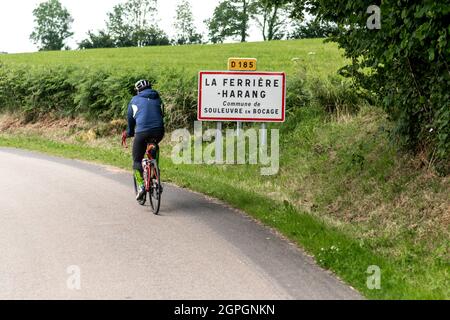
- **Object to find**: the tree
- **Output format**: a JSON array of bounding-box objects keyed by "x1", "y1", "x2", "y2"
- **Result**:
[
  {"x1": 289, "y1": 19, "x2": 337, "y2": 39},
  {"x1": 30, "y1": 0, "x2": 74, "y2": 51},
  {"x1": 106, "y1": 0, "x2": 160, "y2": 47},
  {"x1": 78, "y1": 0, "x2": 169, "y2": 49},
  {"x1": 287, "y1": 1, "x2": 450, "y2": 172},
  {"x1": 238, "y1": 0, "x2": 256, "y2": 42},
  {"x1": 124, "y1": 0, "x2": 157, "y2": 31},
  {"x1": 135, "y1": 26, "x2": 171, "y2": 46},
  {"x1": 106, "y1": 5, "x2": 135, "y2": 47},
  {"x1": 173, "y1": 0, "x2": 202, "y2": 45},
  {"x1": 205, "y1": 0, "x2": 257, "y2": 43},
  {"x1": 254, "y1": 0, "x2": 290, "y2": 41},
  {"x1": 205, "y1": 1, "x2": 236, "y2": 43},
  {"x1": 78, "y1": 30, "x2": 115, "y2": 49}
]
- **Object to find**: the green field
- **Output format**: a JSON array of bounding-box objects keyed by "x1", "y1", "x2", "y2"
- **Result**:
[
  {"x1": 0, "y1": 39, "x2": 344, "y2": 77},
  {"x1": 0, "y1": 39, "x2": 448, "y2": 299}
]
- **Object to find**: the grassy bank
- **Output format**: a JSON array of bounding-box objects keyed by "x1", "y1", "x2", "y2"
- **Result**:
[{"x1": 1, "y1": 107, "x2": 448, "y2": 300}]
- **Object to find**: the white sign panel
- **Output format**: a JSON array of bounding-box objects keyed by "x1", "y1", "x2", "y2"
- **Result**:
[{"x1": 198, "y1": 71, "x2": 286, "y2": 122}]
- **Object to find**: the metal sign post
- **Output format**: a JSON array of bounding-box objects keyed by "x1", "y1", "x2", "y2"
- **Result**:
[
  {"x1": 216, "y1": 121, "x2": 223, "y2": 164},
  {"x1": 261, "y1": 123, "x2": 267, "y2": 146}
]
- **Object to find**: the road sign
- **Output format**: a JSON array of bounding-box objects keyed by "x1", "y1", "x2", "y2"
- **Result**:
[
  {"x1": 228, "y1": 58, "x2": 257, "y2": 71},
  {"x1": 198, "y1": 71, "x2": 286, "y2": 123}
]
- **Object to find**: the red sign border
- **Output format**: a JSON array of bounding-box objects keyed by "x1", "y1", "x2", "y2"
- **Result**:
[{"x1": 198, "y1": 71, "x2": 286, "y2": 123}]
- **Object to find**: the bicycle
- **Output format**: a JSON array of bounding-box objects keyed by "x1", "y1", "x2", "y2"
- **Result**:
[{"x1": 122, "y1": 133, "x2": 163, "y2": 215}]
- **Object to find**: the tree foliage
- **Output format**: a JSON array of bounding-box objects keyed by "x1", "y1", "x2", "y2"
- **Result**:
[
  {"x1": 30, "y1": 0, "x2": 74, "y2": 51},
  {"x1": 205, "y1": 0, "x2": 257, "y2": 43},
  {"x1": 135, "y1": 26, "x2": 171, "y2": 46},
  {"x1": 106, "y1": 4, "x2": 135, "y2": 47},
  {"x1": 78, "y1": 30, "x2": 115, "y2": 49},
  {"x1": 79, "y1": 0, "x2": 169, "y2": 48},
  {"x1": 173, "y1": 0, "x2": 203, "y2": 45},
  {"x1": 254, "y1": 0, "x2": 290, "y2": 41},
  {"x1": 288, "y1": 0, "x2": 449, "y2": 171},
  {"x1": 206, "y1": 0, "x2": 293, "y2": 42},
  {"x1": 106, "y1": 0, "x2": 165, "y2": 47},
  {"x1": 289, "y1": 19, "x2": 337, "y2": 39}
]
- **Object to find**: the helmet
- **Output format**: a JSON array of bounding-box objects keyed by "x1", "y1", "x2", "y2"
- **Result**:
[{"x1": 135, "y1": 79, "x2": 151, "y2": 92}]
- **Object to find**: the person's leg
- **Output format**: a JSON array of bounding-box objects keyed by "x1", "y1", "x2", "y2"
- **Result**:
[
  {"x1": 147, "y1": 132, "x2": 165, "y2": 163},
  {"x1": 144, "y1": 132, "x2": 164, "y2": 181},
  {"x1": 132, "y1": 133, "x2": 147, "y2": 190}
]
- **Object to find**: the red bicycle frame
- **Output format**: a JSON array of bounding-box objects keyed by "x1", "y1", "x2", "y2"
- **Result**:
[{"x1": 143, "y1": 143, "x2": 158, "y2": 192}]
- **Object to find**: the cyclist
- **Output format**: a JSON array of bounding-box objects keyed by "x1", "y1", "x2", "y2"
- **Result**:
[{"x1": 123, "y1": 79, "x2": 165, "y2": 201}]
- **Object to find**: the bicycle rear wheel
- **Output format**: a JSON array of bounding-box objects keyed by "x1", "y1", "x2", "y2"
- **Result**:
[{"x1": 148, "y1": 160, "x2": 162, "y2": 215}]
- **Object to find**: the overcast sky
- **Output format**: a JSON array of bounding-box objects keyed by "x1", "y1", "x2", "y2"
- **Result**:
[{"x1": 0, "y1": 0, "x2": 265, "y2": 53}]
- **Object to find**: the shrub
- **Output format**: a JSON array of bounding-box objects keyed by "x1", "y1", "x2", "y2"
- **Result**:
[
  {"x1": 155, "y1": 68, "x2": 198, "y2": 131},
  {"x1": 310, "y1": 76, "x2": 363, "y2": 117},
  {"x1": 0, "y1": 64, "x2": 200, "y2": 130},
  {"x1": 0, "y1": 64, "x2": 29, "y2": 113},
  {"x1": 74, "y1": 70, "x2": 155, "y2": 121},
  {"x1": 25, "y1": 66, "x2": 77, "y2": 119},
  {"x1": 286, "y1": 67, "x2": 311, "y2": 113}
]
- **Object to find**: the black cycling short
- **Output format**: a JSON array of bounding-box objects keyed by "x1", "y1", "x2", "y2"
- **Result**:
[{"x1": 132, "y1": 129, "x2": 165, "y2": 172}]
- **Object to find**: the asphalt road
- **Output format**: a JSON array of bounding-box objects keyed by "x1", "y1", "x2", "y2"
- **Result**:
[{"x1": 0, "y1": 148, "x2": 362, "y2": 300}]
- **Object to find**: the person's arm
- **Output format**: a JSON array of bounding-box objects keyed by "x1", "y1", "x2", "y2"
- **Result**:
[{"x1": 126, "y1": 102, "x2": 136, "y2": 138}]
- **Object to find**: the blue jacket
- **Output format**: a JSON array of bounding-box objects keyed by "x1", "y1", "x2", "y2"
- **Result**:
[{"x1": 127, "y1": 89, "x2": 165, "y2": 137}]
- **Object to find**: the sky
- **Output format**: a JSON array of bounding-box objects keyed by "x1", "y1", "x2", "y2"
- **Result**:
[{"x1": 0, "y1": 0, "x2": 263, "y2": 53}]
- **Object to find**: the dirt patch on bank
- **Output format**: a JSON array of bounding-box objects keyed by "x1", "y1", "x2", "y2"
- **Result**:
[
  {"x1": 0, "y1": 114, "x2": 85, "y2": 132},
  {"x1": 0, "y1": 114, "x2": 127, "y2": 144}
]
